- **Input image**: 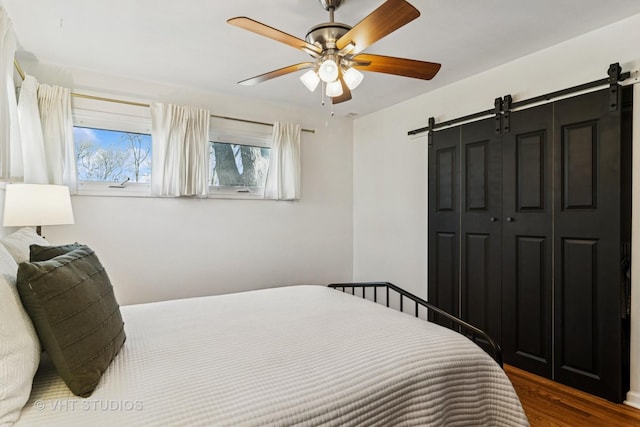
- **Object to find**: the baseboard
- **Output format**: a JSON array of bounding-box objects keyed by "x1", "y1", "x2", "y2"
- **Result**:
[{"x1": 624, "y1": 391, "x2": 640, "y2": 409}]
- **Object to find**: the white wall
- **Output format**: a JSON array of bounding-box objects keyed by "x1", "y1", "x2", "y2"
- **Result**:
[
  {"x1": 0, "y1": 187, "x2": 5, "y2": 238},
  {"x1": 353, "y1": 13, "x2": 640, "y2": 405},
  {"x1": 628, "y1": 84, "x2": 640, "y2": 409},
  {"x1": 14, "y1": 63, "x2": 354, "y2": 306}
]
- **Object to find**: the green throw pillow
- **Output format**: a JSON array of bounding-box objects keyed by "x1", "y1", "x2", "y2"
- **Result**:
[
  {"x1": 29, "y1": 243, "x2": 83, "y2": 262},
  {"x1": 17, "y1": 246, "x2": 126, "y2": 397}
]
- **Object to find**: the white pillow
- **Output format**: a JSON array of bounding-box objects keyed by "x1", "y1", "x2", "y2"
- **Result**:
[
  {"x1": 0, "y1": 239, "x2": 18, "y2": 277},
  {"x1": 0, "y1": 227, "x2": 49, "y2": 264},
  {"x1": 0, "y1": 245, "x2": 41, "y2": 425}
]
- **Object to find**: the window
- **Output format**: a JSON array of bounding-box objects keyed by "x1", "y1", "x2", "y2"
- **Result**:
[
  {"x1": 74, "y1": 127, "x2": 151, "y2": 183},
  {"x1": 209, "y1": 142, "x2": 270, "y2": 193},
  {"x1": 208, "y1": 116, "x2": 273, "y2": 197},
  {"x1": 72, "y1": 95, "x2": 153, "y2": 196},
  {"x1": 70, "y1": 96, "x2": 276, "y2": 198}
]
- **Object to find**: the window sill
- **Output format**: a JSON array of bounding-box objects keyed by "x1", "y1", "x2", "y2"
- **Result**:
[
  {"x1": 77, "y1": 182, "x2": 153, "y2": 198},
  {"x1": 208, "y1": 186, "x2": 265, "y2": 200},
  {"x1": 75, "y1": 182, "x2": 269, "y2": 200}
]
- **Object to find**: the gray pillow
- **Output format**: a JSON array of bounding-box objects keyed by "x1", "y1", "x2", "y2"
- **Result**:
[
  {"x1": 29, "y1": 243, "x2": 83, "y2": 262},
  {"x1": 17, "y1": 246, "x2": 125, "y2": 397}
]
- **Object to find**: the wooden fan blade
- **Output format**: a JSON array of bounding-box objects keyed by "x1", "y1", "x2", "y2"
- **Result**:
[
  {"x1": 238, "y1": 63, "x2": 315, "y2": 86},
  {"x1": 336, "y1": 0, "x2": 419, "y2": 55},
  {"x1": 332, "y1": 75, "x2": 352, "y2": 104},
  {"x1": 352, "y1": 53, "x2": 441, "y2": 80},
  {"x1": 228, "y1": 17, "x2": 322, "y2": 56}
]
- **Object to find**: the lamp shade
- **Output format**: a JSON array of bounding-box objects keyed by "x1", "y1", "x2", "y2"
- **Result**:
[
  {"x1": 318, "y1": 58, "x2": 339, "y2": 83},
  {"x1": 3, "y1": 184, "x2": 74, "y2": 227},
  {"x1": 326, "y1": 80, "x2": 344, "y2": 97},
  {"x1": 300, "y1": 69, "x2": 320, "y2": 92},
  {"x1": 343, "y1": 67, "x2": 364, "y2": 90}
]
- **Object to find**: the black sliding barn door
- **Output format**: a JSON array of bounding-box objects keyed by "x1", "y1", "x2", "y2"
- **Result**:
[
  {"x1": 428, "y1": 119, "x2": 502, "y2": 341},
  {"x1": 553, "y1": 89, "x2": 623, "y2": 401},
  {"x1": 428, "y1": 127, "x2": 460, "y2": 327},
  {"x1": 460, "y1": 119, "x2": 502, "y2": 345},
  {"x1": 502, "y1": 104, "x2": 553, "y2": 378},
  {"x1": 427, "y1": 86, "x2": 628, "y2": 402}
]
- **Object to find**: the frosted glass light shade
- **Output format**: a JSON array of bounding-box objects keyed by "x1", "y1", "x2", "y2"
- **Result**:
[
  {"x1": 300, "y1": 70, "x2": 320, "y2": 92},
  {"x1": 326, "y1": 80, "x2": 343, "y2": 97},
  {"x1": 343, "y1": 67, "x2": 364, "y2": 90},
  {"x1": 318, "y1": 59, "x2": 339, "y2": 83},
  {"x1": 3, "y1": 184, "x2": 74, "y2": 227}
]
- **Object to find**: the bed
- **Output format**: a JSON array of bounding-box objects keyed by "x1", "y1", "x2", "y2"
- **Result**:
[{"x1": 1, "y1": 230, "x2": 528, "y2": 426}]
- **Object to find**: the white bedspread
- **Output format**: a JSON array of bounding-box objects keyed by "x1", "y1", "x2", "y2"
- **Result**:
[{"x1": 15, "y1": 285, "x2": 528, "y2": 426}]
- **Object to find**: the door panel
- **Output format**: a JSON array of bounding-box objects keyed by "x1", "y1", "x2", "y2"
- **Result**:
[
  {"x1": 435, "y1": 232, "x2": 457, "y2": 319},
  {"x1": 515, "y1": 237, "x2": 546, "y2": 358},
  {"x1": 502, "y1": 103, "x2": 553, "y2": 378},
  {"x1": 436, "y1": 147, "x2": 456, "y2": 211},
  {"x1": 553, "y1": 88, "x2": 623, "y2": 402},
  {"x1": 465, "y1": 142, "x2": 488, "y2": 210},
  {"x1": 561, "y1": 238, "x2": 598, "y2": 377},
  {"x1": 464, "y1": 233, "x2": 489, "y2": 329},
  {"x1": 429, "y1": 127, "x2": 460, "y2": 328},
  {"x1": 516, "y1": 131, "x2": 545, "y2": 210},
  {"x1": 562, "y1": 121, "x2": 598, "y2": 209},
  {"x1": 460, "y1": 118, "x2": 502, "y2": 345}
]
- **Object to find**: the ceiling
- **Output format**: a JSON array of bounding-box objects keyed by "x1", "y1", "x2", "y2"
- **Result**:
[{"x1": 3, "y1": 0, "x2": 640, "y2": 117}]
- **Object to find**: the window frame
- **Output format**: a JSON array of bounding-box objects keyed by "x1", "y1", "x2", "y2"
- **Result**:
[
  {"x1": 70, "y1": 97, "x2": 275, "y2": 199},
  {"x1": 207, "y1": 117, "x2": 273, "y2": 198},
  {"x1": 72, "y1": 96, "x2": 153, "y2": 197},
  {"x1": 208, "y1": 141, "x2": 272, "y2": 197}
]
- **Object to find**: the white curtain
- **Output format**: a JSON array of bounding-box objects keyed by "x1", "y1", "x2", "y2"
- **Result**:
[
  {"x1": 150, "y1": 103, "x2": 210, "y2": 197},
  {"x1": 16, "y1": 75, "x2": 47, "y2": 184},
  {"x1": 264, "y1": 122, "x2": 301, "y2": 200},
  {"x1": 38, "y1": 83, "x2": 77, "y2": 192},
  {"x1": 0, "y1": 7, "x2": 19, "y2": 180},
  {"x1": 10, "y1": 74, "x2": 76, "y2": 190},
  {"x1": 1, "y1": 6, "x2": 76, "y2": 188}
]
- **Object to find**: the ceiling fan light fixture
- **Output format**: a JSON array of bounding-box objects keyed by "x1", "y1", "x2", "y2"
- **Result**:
[
  {"x1": 300, "y1": 69, "x2": 320, "y2": 92},
  {"x1": 318, "y1": 58, "x2": 339, "y2": 82},
  {"x1": 326, "y1": 80, "x2": 343, "y2": 97},
  {"x1": 343, "y1": 67, "x2": 364, "y2": 90},
  {"x1": 229, "y1": 0, "x2": 442, "y2": 105}
]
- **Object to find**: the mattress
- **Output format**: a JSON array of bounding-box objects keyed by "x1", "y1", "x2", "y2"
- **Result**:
[{"x1": 15, "y1": 285, "x2": 529, "y2": 426}]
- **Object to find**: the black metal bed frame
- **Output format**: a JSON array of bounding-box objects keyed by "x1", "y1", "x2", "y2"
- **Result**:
[{"x1": 327, "y1": 282, "x2": 503, "y2": 367}]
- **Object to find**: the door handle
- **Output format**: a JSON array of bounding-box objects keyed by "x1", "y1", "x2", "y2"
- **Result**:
[
  {"x1": 490, "y1": 217, "x2": 498, "y2": 222},
  {"x1": 506, "y1": 217, "x2": 514, "y2": 222}
]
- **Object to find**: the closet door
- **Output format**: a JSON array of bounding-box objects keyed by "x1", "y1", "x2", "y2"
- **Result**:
[
  {"x1": 502, "y1": 104, "x2": 553, "y2": 378},
  {"x1": 428, "y1": 127, "x2": 460, "y2": 327},
  {"x1": 553, "y1": 88, "x2": 623, "y2": 402},
  {"x1": 460, "y1": 118, "x2": 502, "y2": 345}
]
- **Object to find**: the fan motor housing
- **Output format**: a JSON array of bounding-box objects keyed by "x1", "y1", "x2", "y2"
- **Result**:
[
  {"x1": 305, "y1": 22, "x2": 351, "y2": 50},
  {"x1": 319, "y1": 0, "x2": 343, "y2": 11}
]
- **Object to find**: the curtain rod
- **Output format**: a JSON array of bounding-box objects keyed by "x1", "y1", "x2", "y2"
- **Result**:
[{"x1": 13, "y1": 59, "x2": 315, "y2": 134}]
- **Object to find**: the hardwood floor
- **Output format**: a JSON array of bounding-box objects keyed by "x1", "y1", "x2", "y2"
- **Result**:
[{"x1": 504, "y1": 364, "x2": 640, "y2": 426}]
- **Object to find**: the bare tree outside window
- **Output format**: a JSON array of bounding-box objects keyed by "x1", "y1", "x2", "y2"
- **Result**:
[
  {"x1": 210, "y1": 142, "x2": 269, "y2": 188},
  {"x1": 74, "y1": 127, "x2": 151, "y2": 183},
  {"x1": 74, "y1": 127, "x2": 268, "y2": 191},
  {"x1": 122, "y1": 133, "x2": 151, "y2": 182}
]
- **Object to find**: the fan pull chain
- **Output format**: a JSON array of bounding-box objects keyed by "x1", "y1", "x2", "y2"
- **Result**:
[{"x1": 319, "y1": 81, "x2": 334, "y2": 119}]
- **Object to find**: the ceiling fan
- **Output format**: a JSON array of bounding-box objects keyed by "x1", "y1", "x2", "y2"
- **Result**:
[{"x1": 227, "y1": 0, "x2": 441, "y2": 105}]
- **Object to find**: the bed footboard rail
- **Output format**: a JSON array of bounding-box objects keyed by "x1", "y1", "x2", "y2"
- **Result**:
[{"x1": 328, "y1": 282, "x2": 503, "y2": 367}]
